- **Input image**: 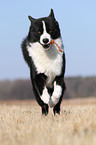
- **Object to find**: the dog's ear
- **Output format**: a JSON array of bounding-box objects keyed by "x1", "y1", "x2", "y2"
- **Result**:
[
  {"x1": 49, "y1": 9, "x2": 55, "y2": 18},
  {"x1": 28, "y1": 16, "x2": 35, "y2": 22}
]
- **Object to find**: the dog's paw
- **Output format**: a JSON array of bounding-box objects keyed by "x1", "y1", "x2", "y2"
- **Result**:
[
  {"x1": 41, "y1": 87, "x2": 50, "y2": 104},
  {"x1": 49, "y1": 82, "x2": 62, "y2": 108}
]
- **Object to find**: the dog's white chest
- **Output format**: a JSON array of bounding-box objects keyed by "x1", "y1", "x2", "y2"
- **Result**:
[{"x1": 27, "y1": 39, "x2": 63, "y2": 87}]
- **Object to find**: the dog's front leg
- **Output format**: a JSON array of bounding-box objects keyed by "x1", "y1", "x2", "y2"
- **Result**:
[
  {"x1": 49, "y1": 81, "x2": 62, "y2": 108},
  {"x1": 33, "y1": 73, "x2": 50, "y2": 115},
  {"x1": 49, "y1": 76, "x2": 65, "y2": 115}
]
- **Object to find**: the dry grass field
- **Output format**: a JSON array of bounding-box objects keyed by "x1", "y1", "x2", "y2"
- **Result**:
[{"x1": 0, "y1": 98, "x2": 96, "y2": 145}]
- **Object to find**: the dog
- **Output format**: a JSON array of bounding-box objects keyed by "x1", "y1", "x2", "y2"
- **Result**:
[{"x1": 21, "y1": 9, "x2": 66, "y2": 115}]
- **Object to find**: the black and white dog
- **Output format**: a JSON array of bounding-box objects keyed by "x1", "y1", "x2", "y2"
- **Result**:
[{"x1": 21, "y1": 9, "x2": 66, "y2": 115}]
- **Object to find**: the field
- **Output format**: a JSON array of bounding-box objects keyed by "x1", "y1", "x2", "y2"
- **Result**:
[{"x1": 0, "y1": 98, "x2": 96, "y2": 145}]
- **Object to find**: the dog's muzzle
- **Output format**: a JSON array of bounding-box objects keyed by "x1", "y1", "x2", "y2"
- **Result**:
[
  {"x1": 42, "y1": 38, "x2": 51, "y2": 49},
  {"x1": 40, "y1": 32, "x2": 51, "y2": 50}
]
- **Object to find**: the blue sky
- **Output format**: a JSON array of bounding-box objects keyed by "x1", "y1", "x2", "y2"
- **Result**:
[{"x1": 0, "y1": 0, "x2": 96, "y2": 80}]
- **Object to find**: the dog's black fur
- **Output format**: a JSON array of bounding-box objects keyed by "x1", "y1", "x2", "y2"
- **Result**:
[{"x1": 21, "y1": 9, "x2": 66, "y2": 115}]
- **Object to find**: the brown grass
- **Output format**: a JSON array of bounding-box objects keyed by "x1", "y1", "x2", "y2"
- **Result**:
[{"x1": 0, "y1": 98, "x2": 96, "y2": 145}]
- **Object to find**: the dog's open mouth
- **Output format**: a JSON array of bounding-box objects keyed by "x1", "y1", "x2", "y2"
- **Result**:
[{"x1": 43, "y1": 44, "x2": 50, "y2": 49}]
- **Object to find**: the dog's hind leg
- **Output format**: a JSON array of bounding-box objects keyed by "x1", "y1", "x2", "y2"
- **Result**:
[
  {"x1": 53, "y1": 103, "x2": 60, "y2": 115},
  {"x1": 42, "y1": 104, "x2": 49, "y2": 115}
]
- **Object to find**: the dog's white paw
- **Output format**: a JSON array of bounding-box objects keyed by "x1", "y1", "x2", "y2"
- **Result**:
[
  {"x1": 49, "y1": 82, "x2": 62, "y2": 108},
  {"x1": 41, "y1": 87, "x2": 50, "y2": 104}
]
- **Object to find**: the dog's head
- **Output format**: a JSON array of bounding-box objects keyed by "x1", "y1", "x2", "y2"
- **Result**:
[{"x1": 28, "y1": 9, "x2": 61, "y2": 50}]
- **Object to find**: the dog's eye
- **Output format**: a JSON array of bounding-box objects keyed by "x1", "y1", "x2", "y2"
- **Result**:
[
  {"x1": 38, "y1": 31, "x2": 41, "y2": 34},
  {"x1": 49, "y1": 30, "x2": 52, "y2": 33}
]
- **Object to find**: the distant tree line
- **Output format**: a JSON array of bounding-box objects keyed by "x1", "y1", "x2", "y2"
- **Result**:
[
  {"x1": 65, "y1": 77, "x2": 96, "y2": 98},
  {"x1": 0, "y1": 77, "x2": 96, "y2": 100}
]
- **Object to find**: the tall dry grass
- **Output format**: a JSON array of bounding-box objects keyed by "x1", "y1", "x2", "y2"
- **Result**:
[{"x1": 0, "y1": 99, "x2": 96, "y2": 145}]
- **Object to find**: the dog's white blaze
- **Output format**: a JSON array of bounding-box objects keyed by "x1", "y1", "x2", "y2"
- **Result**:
[
  {"x1": 42, "y1": 21, "x2": 47, "y2": 33},
  {"x1": 41, "y1": 87, "x2": 50, "y2": 104},
  {"x1": 49, "y1": 81, "x2": 62, "y2": 108},
  {"x1": 40, "y1": 21, "x2": 51, "y2": 45}
]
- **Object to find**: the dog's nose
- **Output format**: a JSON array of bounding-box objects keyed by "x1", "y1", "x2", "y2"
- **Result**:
[{"x1": 43, "y1": 38, "x2": 49, "y2": 44}]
